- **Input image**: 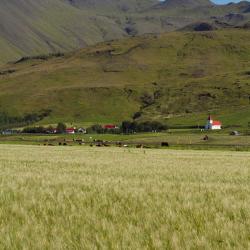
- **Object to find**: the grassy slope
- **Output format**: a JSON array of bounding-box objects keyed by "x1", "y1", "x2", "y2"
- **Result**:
[
  {"x1": 0, "y1": 29, "x2": 250, "y2": 127},
  {"x1": 0, "y1": 145, "x2": 250, "y2": 249}
]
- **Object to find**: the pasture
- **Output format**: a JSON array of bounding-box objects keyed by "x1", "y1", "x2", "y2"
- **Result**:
[
  {"x1": 1, "y1": 30, "x2": 250, "y2": 127},
  {"x1": 0, "y1": 145, "x2": 250, "y2": 249},
  {"x1": 0, "y1": 131, "x2": 250, "y2": 151}
]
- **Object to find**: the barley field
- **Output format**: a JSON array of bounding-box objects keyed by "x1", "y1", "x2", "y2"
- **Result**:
[{"x1": 0, "y1": 145, "x2": 249, "y2": 249}]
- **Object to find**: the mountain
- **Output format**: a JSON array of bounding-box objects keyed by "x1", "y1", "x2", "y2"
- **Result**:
[
  {"x1": 1, "y1": 0, "x2": 250, "y2": 64},
  {"x1": 158, "y1": 0, "x2": 213, "y2": 8},
  {"x1": 62, "y1": 0, "x2": 157, "y2": 12},
  {"x1": 0, "y1": 29, "x2": 250, "y2": 128},
  {"x1": 0, "y1": 0, "x2": 127, "y2": 64}
]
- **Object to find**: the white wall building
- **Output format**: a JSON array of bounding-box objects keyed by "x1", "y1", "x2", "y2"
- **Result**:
[{"x1": 205, "y1": 115, "x2": 222, "y2": 130}]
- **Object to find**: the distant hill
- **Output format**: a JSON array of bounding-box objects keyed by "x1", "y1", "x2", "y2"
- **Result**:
[
  {"x1": 1, "y1": 0, "x2": 250, "y2": 64},
  {"x1": 0, "y1": 29, "x2": 250, "y2": 128},
  {"x1": 157, "y1": 0, "x2": 212, "y2": 8}
]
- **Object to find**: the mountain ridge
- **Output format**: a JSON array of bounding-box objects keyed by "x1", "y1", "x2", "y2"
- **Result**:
[{"x1": 1, "y1": 0, "x2": 250, "y2": 64}]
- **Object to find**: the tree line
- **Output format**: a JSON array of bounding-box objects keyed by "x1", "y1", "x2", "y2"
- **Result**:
[
  {"x1": 21, "y1": 120, "x2": 167, "y2": 134},
  {"x1": 0, "y1": 110, "x2": 51, "y2": 129}
]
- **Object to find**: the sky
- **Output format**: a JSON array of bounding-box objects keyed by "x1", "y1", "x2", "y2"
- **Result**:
[{"x1": 212, "y1": 0, "x2": 249, "y2": 4}]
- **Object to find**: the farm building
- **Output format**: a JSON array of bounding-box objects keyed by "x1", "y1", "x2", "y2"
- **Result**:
[
  {"x1": 66, "y1": 128, "x2": 75, "y2": 134},
  {"x1": 1, "y1": 129, "x2": 17, "y2": 135},
  {"x1": 46, "y1": 128, "x2": 58, "y2": 134},
  {"x1": 78, "y1": 128, "x2": 87, "y2": 134},
  {"x1": 103, "y1": 124, "x2": 119, "y2": 129},
  {"x1": 205, "y1": 115, "x2": 222, "y2": 130}
]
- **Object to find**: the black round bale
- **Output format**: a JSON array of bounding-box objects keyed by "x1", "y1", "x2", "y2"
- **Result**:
[{"x1": 161, "y1": 142, "x2": 169, "y2": 147}]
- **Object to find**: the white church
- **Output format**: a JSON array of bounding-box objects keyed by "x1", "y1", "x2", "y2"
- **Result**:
[{"x1": 205, "y1": 115, "x2": 222, "y2": 130}]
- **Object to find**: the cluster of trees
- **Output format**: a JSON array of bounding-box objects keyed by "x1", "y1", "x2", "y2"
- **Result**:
[
  {"x1": 121, "y1": 121, "x2": 167, "y2": 133},
  {"x1": 23, "y1": 122, "x2": 66, "y2": 134},
  {"x1": 22, "y1": 121, "x2": 167, "y2": 134},
  {"x1": 0, "y1": 112, "x2": 22, "y2": 127},
  {"x1": 56, "y1": 123, "x2": 67, "y2": 134},
  {"x1": 86, "y1": 121, "x2": 167, "y2": 134},
  {"x1": 22, "y1": 126, "x2": 46, "y2": 134},
  {"x1": 0, "y1": 110, "x2": 51, "y2": 129},
  {"x1": 86, "y1": 125, "x2": 120, "y2": 134}
]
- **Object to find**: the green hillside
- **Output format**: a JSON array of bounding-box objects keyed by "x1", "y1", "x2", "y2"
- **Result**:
[
  {"x1": 1, "y1": 0, "x2": 250, "y2": 65},
  {"x1": 0, "y1": 29, "x2": 250, "y2": 128}
]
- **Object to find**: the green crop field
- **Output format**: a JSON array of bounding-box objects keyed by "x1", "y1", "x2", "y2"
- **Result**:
[{"x1": 0, "y1": 144, "x2": 249, "y2": 249}]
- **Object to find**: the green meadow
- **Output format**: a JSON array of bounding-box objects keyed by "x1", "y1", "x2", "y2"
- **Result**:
[
  {"x1": 1, "y1": 29, "x2": 250, "y2": 128},
  {"x1": 0, "y1": 130, "x2": 249, "y2": 152}
]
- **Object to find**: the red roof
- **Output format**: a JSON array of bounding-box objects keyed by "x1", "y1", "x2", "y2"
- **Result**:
[
  {"x1": 212, "y1": 121, "x2": 222, "y2": 126},
  {"x1": 104, "y1": 125, "x2": 116, "y2": 129},
  {"x1": 66, "y1": 128, "x2": 75, "y2": 132}
]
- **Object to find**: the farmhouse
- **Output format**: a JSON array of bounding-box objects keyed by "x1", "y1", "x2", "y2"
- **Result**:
[
  {"x1": 46, "y1": 128, "x2": 57, "y2": 134},
  {"x1": 103, "y1": 124, "x2": 119, "y2": 130},
  {"x1": 78, "y1": 127, "x2": 87, "y2": 134},
  {"x1": 205, "y1": 115, "x2": 222, "y2": 130},
  {"x1": 1, "y1": 129, "x2": 17, "y2": 135},
  {"x1": 66, "y1": 128, "x2": 75, "y2": 134}
]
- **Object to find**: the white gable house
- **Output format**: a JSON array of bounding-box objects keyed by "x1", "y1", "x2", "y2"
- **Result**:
[{"x1": 205, "y1": 115, "x2": 222, "y2": 130}]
